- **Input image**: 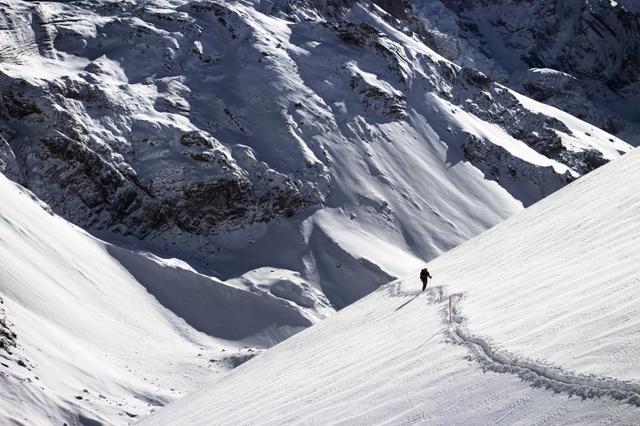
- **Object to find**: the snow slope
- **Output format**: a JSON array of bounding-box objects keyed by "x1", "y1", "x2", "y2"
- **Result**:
[
  {"x1": 0, "y1": 172, "x2": 330, "y2": 425},
  {"x1": 142, "y1": 148, "x2": 640, "y2": 424}
]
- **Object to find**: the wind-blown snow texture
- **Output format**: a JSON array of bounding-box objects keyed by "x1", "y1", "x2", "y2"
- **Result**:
[{"x1": 142, "y1": 147, "x2": 640, "y2": 425}]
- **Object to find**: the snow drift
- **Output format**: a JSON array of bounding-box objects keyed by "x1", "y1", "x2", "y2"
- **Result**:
[{"x1": 142, "y1": 148, "x2": 640, "y2": 424}]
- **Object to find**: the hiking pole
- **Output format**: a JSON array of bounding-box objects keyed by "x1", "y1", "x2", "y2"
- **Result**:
[{"x1": 448, "y1": 296, "x2": 452, "y2": 324}]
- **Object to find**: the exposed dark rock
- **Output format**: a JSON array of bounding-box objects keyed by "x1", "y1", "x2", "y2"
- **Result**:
[
  {"x1": 372, "y1": 0, "x2": 410, "y2": 20},
  {"x1": 434, "y1": 0, "x2": 640, "y2": 141},
  {"x1": 463, "y1": 133, "x2": 575, "y2": 206},
  {"x1": 460, "y1": 67, "x2": 492, "y2": 87},
  {"x1": 0, "y1": 0, "x2": 625, "y2": 256},
  {"x1": 450, "y1": 70, "x2": 607, "y2": 175},
  {"x1": 331, "y1": 21, "x2": 409, "y2": 82},
  {"x1": 0, "y1": 297, "x2": 17, "y2": 356},
  {"x1": 0, "y1": 90, "x2": 42, "y2": 119},
  {"x1": 180, "y1": 131, "x2": 218, "y2": 148}
]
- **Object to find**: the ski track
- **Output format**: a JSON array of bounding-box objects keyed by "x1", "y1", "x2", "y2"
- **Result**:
[{"x1": 397, "y1": 283, "x2": 640, "y2": 408}]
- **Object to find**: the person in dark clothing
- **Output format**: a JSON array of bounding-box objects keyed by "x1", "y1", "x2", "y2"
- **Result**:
[{"x1": 420, "y1": 267, "x2": 432, "y2": 291}]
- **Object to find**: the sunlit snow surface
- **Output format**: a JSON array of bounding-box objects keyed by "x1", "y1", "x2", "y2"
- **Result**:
[
  {"x1": 142, "y1": 148, "x2": 640, "y2": 425},
  {"x1": 0, "y1": 173, "x2": 323, "y2": 424}
]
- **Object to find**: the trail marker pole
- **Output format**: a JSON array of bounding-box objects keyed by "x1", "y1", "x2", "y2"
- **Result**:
[{"x1": 448, "y1": 296, "x2": 452, "y2": 324}]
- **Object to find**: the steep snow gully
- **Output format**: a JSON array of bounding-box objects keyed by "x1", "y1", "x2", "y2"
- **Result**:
[{"x1": 143, "y1": 149, "x2": 640, "y2": 424}]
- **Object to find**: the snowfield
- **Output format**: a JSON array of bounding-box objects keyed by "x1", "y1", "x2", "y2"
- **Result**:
[
  {"x1": 0, "y1": 172, "x2": 329, "y2": 425},
  {"x1": 142, "y1": 148, "x2": 640, "y2": 425}
]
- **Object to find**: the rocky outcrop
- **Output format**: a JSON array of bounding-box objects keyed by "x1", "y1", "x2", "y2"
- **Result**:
[
  {"x1": 439, "y1": 0, "x2": 640, "y2": 90},
  {"x1": 0, "y1": 297, "x2": 28, "y2": 376},
  {"x1": 342, "y1": 62, "x2": 407, "y2": 119},
  {"x1": 451, "y1": 67, "x2": 609, "y2": 175},
  {"x1": 330, "y1": 20, "x2": 411, "y2": 82},
  {"x1": 462, "y1": 133, "x2": 574, "y2": 206},
  {"x1": 0, "y1": 298, "x2": 17, "y2": 358},
  {"x1": 521, "y1": 68, "x2": 624, "y2": 135},
  {"x1": 283, "y1": 0, "x2": 409, "y2": 20}
]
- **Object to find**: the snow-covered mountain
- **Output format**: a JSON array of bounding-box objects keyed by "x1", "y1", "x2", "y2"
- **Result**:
[
  {"x1": 0, "y1": 0, "x2": 630, "y2": 304},
  {"x1": 412, "y1": 0, "x2": 640, "y2": 145},
  {"x1": 0, "y1": 1, "x2": 636, "y2": 423},
  {"x1": 141, "y1": 146, "x2": 640, "y2": 425}
]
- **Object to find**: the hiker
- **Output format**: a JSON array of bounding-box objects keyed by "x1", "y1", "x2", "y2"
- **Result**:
[{"x1": 420, "y1": 267, "x2": 432, "y2": 291}]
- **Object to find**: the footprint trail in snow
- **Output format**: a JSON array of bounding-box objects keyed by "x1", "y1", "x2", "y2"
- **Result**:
[{"x1": 408, "y1": 284, "x2": 640, "y2": 407}]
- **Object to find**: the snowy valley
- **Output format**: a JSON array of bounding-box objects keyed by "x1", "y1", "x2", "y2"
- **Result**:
[{"x1": 0, "y1": 0, "x2": 638, "y2": 424}]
